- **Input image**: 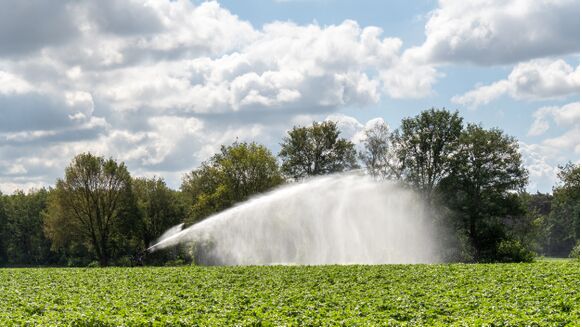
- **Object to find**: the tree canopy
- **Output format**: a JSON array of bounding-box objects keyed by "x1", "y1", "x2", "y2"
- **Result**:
[
  {"x1": 358, "y1": 121, "x2": 396, "y2": 180},
  {"x1": 182, "y1": 142, "x2": 284, "y2": 223},
  {"x1": 391, "y1": 108, "x2": 463, "y2": 200},
  {"x1": 440, "y1": 124, "x2": 529, "y2": 261},
  {"x1": 545, "y1": 163, "x2": 580, "y2": 256},
  {"x1": 279, "y1": 121, "x2": 358, "y2": 179},
  {"x1": 44, "y1": 153, "x2": 133, "y2": 266},
  {"x1": 131, "y1": 177, "x2": 185, "y2": 250}
]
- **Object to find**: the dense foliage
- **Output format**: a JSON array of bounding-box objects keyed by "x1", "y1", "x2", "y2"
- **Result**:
[
  {"x1": 181, "y1": 142, "x2": 284, "y2": 224},
  {"x1": 0, "y1": 189, "x2": 53, "y2": 265},
  {"x1": 130, "y1": 177, "x2": 186, "y2": 251},
  {"x1": 0, "y1": 261, "x2": 578, "y2": 325},
  {"x1": 43, "y1": 153, "x2": 133, "y2": 267},
  {"x1": 279, "y1": 121, "x2": 359, "y2": 179},
  {"x1": 391, "y1": 108, "x2": 463, "y2": 200},
  {"x1": 545, "y1": 163, "x2": 580, "y2": 256},
  {"x1": 438, "y1": 124, "x2": 529, "y2": 262}
]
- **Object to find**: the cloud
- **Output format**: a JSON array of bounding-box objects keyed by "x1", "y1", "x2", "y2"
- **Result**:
[
  {"x1": 521, "y1": 102, "x2": 580, "y2": 192},
  {"x1": 0, "y1": 1, "x2": 436, "y2": 116},
  {"x1": 380, "y1": 59, "x2": 440, "y2": 99},
  {"x1": 0, "y1": 71, "x2": 33, "y2": 95},
  {"x1": 528, "y1": 102, "x2": 580, "y2": 136},
  {"x1": 520, "y1": 139, "x2": 580, "y2": 193},
  {"x1": 408, "y1": 0, "x2": 580, "y2": 65},
  {"x1": 325, "y1": 114, "x2": 365, "y2": 144},
  {"x1": 2, "y1": 0, "x2": 574, "y2": 193},
  {"x1": 0, "y1": 0, "x2": 449, "y2": 192},
  {"x1": 325, "y1": 114, "x2": 389, "y2": 147},
  {"x1": 0, "y1": 0, "x2": 79, "y2": 57},
  {"x1": 452, "y1": 59, "x2": 580, "y2": 108}
]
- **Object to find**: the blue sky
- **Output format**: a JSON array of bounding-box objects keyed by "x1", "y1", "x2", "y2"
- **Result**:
[{"x1": 0, "y1": 0, "x2": 579, "y2": 193}]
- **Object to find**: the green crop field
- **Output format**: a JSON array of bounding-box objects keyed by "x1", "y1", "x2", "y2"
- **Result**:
[{"x1": 0, "y1": 261, "x2": 579, "y2": 326}]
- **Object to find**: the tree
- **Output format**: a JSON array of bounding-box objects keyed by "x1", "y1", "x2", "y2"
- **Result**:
[
  {"x1": 518, "y1": 192, "x2": 552, "y2": 253},
  {"x1": 440, "y1": 124, "x2": 529, "y2": 261},
  {"x1": 3, "y1": 189, "x2": 53, "y2": 265},
  {"x1": 279, "y1": 121, "x2": 358, "y2": 179},
  {"x1": 358, "y1": 120, "x2": 398, "y2": 180},
  {"x1": 131, "y1": 177, "x2": 185, "y2": 249},
  {"x1": 44, "y1": 153, "x2": 132, "y2": 266},
  {"x1": 182, "y1": 142, "x2": 284, "y2": 223},
  {"x1": 391, "y1": 108, "x2": 463, "y2": 200},
  {"x1": 0, "y1": 192, "x2": 7, "y2": 264},
  {"x1": 545, "y1": 162, "x2": 580, "y2": 256}
]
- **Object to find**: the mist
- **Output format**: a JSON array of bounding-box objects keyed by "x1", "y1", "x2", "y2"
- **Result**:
[{"x1": 149, "y1": 174, "x2": 442, "y2": 265}]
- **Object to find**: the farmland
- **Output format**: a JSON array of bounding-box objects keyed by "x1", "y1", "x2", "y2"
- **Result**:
[{"x1": 0, "y1": 261, "x2": 579, "y2": 326}]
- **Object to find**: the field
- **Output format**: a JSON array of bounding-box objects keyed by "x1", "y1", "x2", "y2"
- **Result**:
[{"x1": 0, "y1": 261, "x2": 579, "y2": 326}]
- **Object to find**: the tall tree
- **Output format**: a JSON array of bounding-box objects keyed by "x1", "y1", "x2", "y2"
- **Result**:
[
  {"x1": 182, "y1": 142, "x2": 284, "y2": 223},
  {"x1": 391, "y1": 108, "x2": 462, "y2": 200},
  {"x1": 358, "y1": 121, "x2": 398, "y2": 180},
  {"x1": 441, "y1": 124, "x2": 528, "y2": 261},
  {"x1": 279, "y1": 121, "x2": 358, "y2": 179},
  {"x1": 545, "y1": 163, "x2": 580, "y2": 256},
  {"x1": 44, "y1": 153, "x2": 132, "y2": 266},
  {"x1": 132, "y1": 177, "x2": 185, "y2": 249}
]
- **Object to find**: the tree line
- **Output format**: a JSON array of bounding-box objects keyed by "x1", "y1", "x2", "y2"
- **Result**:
[{"x1": 0, "y1": 109, "x2": 578, "y2": 266}]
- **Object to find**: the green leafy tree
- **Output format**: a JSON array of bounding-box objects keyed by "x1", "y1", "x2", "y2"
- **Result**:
[
  {"x1": 182, "y1": 142, "x2": 284, "y2": 223},
  {"x1": 518, "y1": 192, "x2": 552, "y2": 253},
  {"x1": 3, "y1": 189, "x2": 53, "y2": 265},
  {"x1": 545, "y1": 163, "x2": 580, "y2": 256},
  {"x1": 0, "y1": 192, "x2": 7, "y2": 264},
  {"x1": 44, "y1": 153, "x2": 133, "y2": 266},
  {"x1": 441, "y1": 124, "x2": 529, "y2": 261},
  {"x1": 279, "y1": 121, "x2": 358, "y2": 179},
  {"x1": 358, "y1": 121, "x2": 398, "y2": 180},
  {"x1": 131, "y1": 177, "x2": 185, "y2": 249},
  {"x1": 391, "y1": 108, "x2": 463, "y2": 200}
]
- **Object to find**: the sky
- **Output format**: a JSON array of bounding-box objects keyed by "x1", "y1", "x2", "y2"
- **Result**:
[{"x1": 0, "y1": 0, "x2": 579, "y2": 194}]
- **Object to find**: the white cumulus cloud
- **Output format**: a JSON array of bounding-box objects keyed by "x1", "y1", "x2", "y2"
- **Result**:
[
  {"x1": 408, "y1": 0, "x2": 579, "y2": 65},
  {"x1": 452, "y1": 59, "x2": 580, "y2": 108},
  {"x1": 521, "y1": 102, "x2": 580, "y2": 192}
]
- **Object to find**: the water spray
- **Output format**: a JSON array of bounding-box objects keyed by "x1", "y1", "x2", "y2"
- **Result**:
[{"x1": 148, "y1": 174, "x2": 441, "y2": 265}]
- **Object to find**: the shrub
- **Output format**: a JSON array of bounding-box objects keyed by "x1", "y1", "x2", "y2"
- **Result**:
[
  {"x1": 66, "y1": 257, "x2": 90, "y2": 267},
  {"x1": 164, "y1": 259, "x2": 186, "y2": 266},
  {"x1": 86, "y1": 261, "x2": 100, "y2": 268},
  {"x1": 115, "y1": 256, "x2": 133, "y2": 267},
  {"x1": 569, "y1": 240, "x2": 580, "y2": 260},
  {"x1": 496, "y1": 239, "x2": 535, "y2": 263}
]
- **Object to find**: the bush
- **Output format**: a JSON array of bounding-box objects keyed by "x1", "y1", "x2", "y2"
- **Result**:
[
  {"x1": 164, "y1": 259, "x2": 186, "y2": 266},
  {"x1": 496, "y1": 239, "x2": 535, "y2": 263},
  {"x1": 441, "y1": 229, "x2": 475, "y2": 263},
  {"x1": 569, "y1": 240, "x2": 579, "y2": 260},
  {"x1": 115, "y1": 256, "x2": 133, "y2": 267},
  {"x1": 86, "y1": 261, "x2": 100, "y2": 268},
  {"x1": 66, "y1": 257, "x2": 91, "y2": 267}
]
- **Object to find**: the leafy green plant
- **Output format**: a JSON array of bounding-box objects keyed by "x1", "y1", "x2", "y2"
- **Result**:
[
  {"x1": 496, "y1": 239, "x2": 535, "y2": 263},
  {"x1": 569, "y1": 240, "x2": 580, "y2": 260},
  {"x1": 0, "y1": 261, "x2": 578, "y2": 325}
]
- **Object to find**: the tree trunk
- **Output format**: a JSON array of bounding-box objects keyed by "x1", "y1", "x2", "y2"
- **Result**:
[{"x1": 99, "y1": 255, "x2": 109, "y2": 267}]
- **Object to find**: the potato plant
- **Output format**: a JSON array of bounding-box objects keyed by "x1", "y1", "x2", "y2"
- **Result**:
[{"x1": 0, "y1": 261, "x2": 578, "y2": 326}]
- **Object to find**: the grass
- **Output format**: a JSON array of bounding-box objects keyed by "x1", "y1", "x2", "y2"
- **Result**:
[{"x1": 0, "y1": 261, "x2": 579, "y2": 326}]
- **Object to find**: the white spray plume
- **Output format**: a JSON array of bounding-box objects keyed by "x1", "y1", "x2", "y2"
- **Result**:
[
  {"x1": 149, "y1": 223, "x2": 184, "y2": 249},
  {"x1": 148, "y1": 174, "x2": 441, "y2": 265}
]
